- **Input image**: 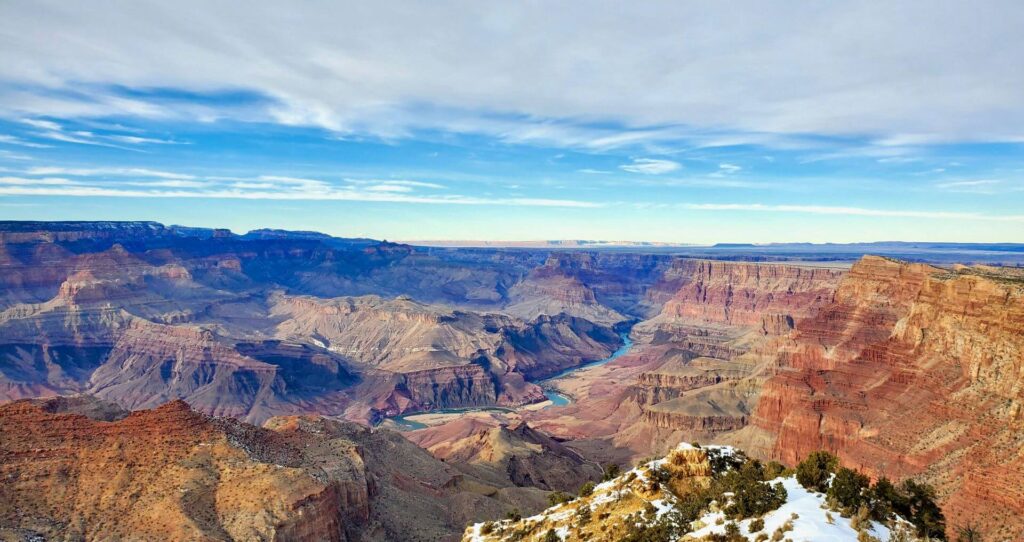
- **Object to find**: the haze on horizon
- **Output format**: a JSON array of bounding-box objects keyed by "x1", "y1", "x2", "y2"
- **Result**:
[{"x1": 1, "y1": 1, "x2": 1023, "y2": 244}]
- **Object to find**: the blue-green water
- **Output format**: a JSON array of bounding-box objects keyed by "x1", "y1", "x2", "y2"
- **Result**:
[
  {"x1": 542, "y1": 390, "x2": 571, "y2": 406},
  {"x1": 386, "y1": 406, "x2": 514, "y2": 431},
  {"x1": 539, "y1": 332, "x2": 633, "y2": 383},
  {"x1": 382, "y1": 330, "x2": 634, "y2": 430}
]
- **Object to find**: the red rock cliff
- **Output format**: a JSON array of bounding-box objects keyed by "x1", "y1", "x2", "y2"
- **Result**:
[
  {"x1": 752, "y1": 256, "x2": 1024, "y2": 539},
  {"x1": 651, "y1": 259, "x2": 844, "y2": 327}
]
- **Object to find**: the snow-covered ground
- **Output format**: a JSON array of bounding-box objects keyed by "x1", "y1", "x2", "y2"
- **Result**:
[
  {"x1": 464, "y1": 442, "x2": 915, "y2": 542},
  {"x1": 688, "y1": 476, "x2": 893, "y2": 541}
]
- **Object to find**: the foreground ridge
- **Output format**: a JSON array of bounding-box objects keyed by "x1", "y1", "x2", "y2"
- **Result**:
[{"x1": 465, "y1": 443, "x2": 927, "y2": 542}]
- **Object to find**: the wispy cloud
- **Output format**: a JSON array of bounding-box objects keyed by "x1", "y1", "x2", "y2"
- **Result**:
[
  {"x1": 346, "y1": 179, "x2": 444, "y2": 189},
  {"x1": 365, "y1": 184, "x2": 413, "y2": 192},
  {"x1": 0, "y1": 150, "x2": 34, "y2": 161},
  {"x1": 25, "y1": 166, "x2": 195, "y2": 179},
  {"x1": 18, "y1": 118, "x2": 180, "y2": 151},
  {"x1": 21, "y1": 119, "x2": 61, "y2": 131},
  {"x1": 0, "y1": 170, "x2": 597, "y2": 208},
  {"x1": 934, "y1": 179, "x2": 1017, "y2": 194},
  {"x1": 0, "y1": 184, "x2": 601, "y2": 207},
  {"x1": 0, "y1": 176, "x2": 79, "y2": 186},
  {"x1": 619, "y1": 158, "x2": 681, "y2": 175},
  {"x1": 0, "y1": 134, "x2": 51, "y2": 148},
  {"x1": 684, "y1": 203, "x2": 1024, "y2": 222}
]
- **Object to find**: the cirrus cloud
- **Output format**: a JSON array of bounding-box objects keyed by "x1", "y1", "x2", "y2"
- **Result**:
[{"x1": 619, "y1": 158, "x2": 682, "y2": 175}]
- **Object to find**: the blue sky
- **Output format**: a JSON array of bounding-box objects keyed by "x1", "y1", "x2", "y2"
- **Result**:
[{"x1": 1, "y1": 2, "x2": 1023, "y2": 243}]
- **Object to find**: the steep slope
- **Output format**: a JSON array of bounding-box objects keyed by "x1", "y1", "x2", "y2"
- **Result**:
[
  {"x1": 464, "y1": 443, "x2": 915, "y2": 542},
  {"x1": 0, "y1": 397, "x2": 557, "y2": 542},
  {"x1": 0, "y1": 398, "x2": 351, "y2": 541},
  {"x1": 750, "y1": 256, "x2": 1024, "y2": 539},
  {"x1": 523, "y1": 260, "x2": 845, "y2": 461},
  {"x1": 407, "y1": 419, "x2": 603, "y2": 492}
]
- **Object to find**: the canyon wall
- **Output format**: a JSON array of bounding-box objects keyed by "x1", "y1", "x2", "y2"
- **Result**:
[
  {"x1": 647, "y1": 259, "x2": 844, "y2": 327},
  {"x1": 751, "y1": 256, "x2": 1024, "y2": 539},
  {"x1": 0, "y1": 397, "x2": 565, "y2": 542}
]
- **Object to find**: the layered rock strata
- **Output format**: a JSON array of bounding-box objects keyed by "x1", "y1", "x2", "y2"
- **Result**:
[{"x1": 751, "y1": 256, "x2": 1024, "y2": 539}]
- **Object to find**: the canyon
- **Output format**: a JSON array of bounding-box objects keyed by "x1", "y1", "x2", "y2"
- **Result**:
[{"x1": 1, "y1": 221, "x2": 1022, "y2": 540}]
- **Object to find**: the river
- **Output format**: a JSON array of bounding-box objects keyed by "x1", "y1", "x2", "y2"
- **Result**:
[{"x1": 384, "y1": 329, "x2": 635, "y2": 430}]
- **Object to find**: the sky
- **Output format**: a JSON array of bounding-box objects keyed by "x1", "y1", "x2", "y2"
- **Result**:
[{"x1": 1, "y1": 1, "x2": 1023, "y2": 243}]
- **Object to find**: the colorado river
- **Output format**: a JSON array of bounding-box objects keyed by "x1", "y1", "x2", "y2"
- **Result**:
[{"x1": 384, "y1": 328, "x2": 635, "y2": 430}]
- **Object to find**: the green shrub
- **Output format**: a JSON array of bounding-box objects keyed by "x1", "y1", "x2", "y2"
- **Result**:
[
  {"x1": 749, "y1": 517, "x2": 765, "y2": 532},
  {"x1": 763, "y1": 461, "x2": 787, "y2": 480},
  {"x1": 706, "y1": 447, "x2": 747, "y2": 473},
  {"x1": 619, "y1": 516, "x2": 680, "y2": 542},
  {"x1": 649, "y1": 465, "x2": 671, "y2": 485},
  {"x1": 543, "y1": 529, "x2": 560, "y2": 542},
  {"x1": 795, "y1": 451, "x2": 839, "y2": 492},
  {"x1": 899, "y1": 479, "x2": 946, "y2": 540},
  {"x1": 602, "y1": 463, "x2": 621, "y2": 481},
  {"x1": 827, "y1": 467, "x2": 870, "y2": 512},
  {"x1": 866, "y1": 477, "x2": 898, "y2": 521},
  {"x1": 716, "y1": 460, "x2": 787, "y2": 518},
  {"x1": 506, "y1": 508, "x2": 522, "y2": 521},
  {"x1": 674, "y1": 489, "x2": 714, "y2": 524},
  {"x1": 547, "y1": 491, "x2": 573, "y2": 506},
  {"x1": 578, "y1": 481, "x2": 596, "y2": 497},
  {"x1": 575, "y1": 504, "x2": 592, "y2": 526}
]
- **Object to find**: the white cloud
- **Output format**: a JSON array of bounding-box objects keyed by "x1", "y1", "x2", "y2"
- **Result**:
[
  {"x1": 0, "y1": 134, "x2": 51, "y2": 148},
  {"x1": 684, "y1": 202, "x2": 1024, "y2": 222},
  {"x1": 2, "y1": 3, "x2": 1023, "y2": 146},
  {"x1": 25, "y1": 166, "x2": 195, "y2": 179},
  {"x1": 124, "y1": 179, "x2": 206, "y2": 188},
  {"x1": 106, "y1": 134, "x2": 181, "y2": 145},
  {"x1": 936, "y1": 179, "x2": 1001, "y2": 188},
  {"x1": 364, "y1": 184, "x2": 412, "y2": 192},
  {"x1": 0, "y1": 176, "x2": 78, "y2": 185},
  {"x1": 0, "y1": 169, "x2": 599, "y2": 207},
  {"x1": 0, "y1": 150, "x2": 34, "y2": 161},
  {"x1": 16, "y1": 118, "x2": 179, "y2": 150},
  {"x1": 620, "y1": 158, "x2": 681, "y2": 175},
  {"x1": 347, "y1": 179, "x2": 444, "y2": 189},
  {"x1": 935, "y1": 179, "x2": 1022, "y2": 194},
  {"x1": 20, "y1": 118, "x2": 61, "y2": 131},
  {"x1": 718, "y1": 163, "x2": 742, "y2": 173}
]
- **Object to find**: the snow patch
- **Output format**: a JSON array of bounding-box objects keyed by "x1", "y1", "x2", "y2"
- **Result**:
[{"x1": 689, "y1": 476, "x2": 893, "y2": 541}]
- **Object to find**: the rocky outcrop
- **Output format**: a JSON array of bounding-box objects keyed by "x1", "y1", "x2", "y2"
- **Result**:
[
  {"x1": 0, "y1": 397, "x2": 561, "y2": 542},
  {"x1": 464, "y1": 443, "x2": 719, "y2": 542},
  {"x1": 0, "y1": 398, "x2": 350, "y2": 541},
  {"x1": 751, "y1": 256, "x2": 1024, "y2": 540},
  {"x1": 408, "y1": 419, "x2": 602, "y2": 493},
  {"x1": 642, "y1": 410, "x2": 748, "y2": 432},
  {"x1": 630, "y1": 357, "x2": 750, "y2": 405}
]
